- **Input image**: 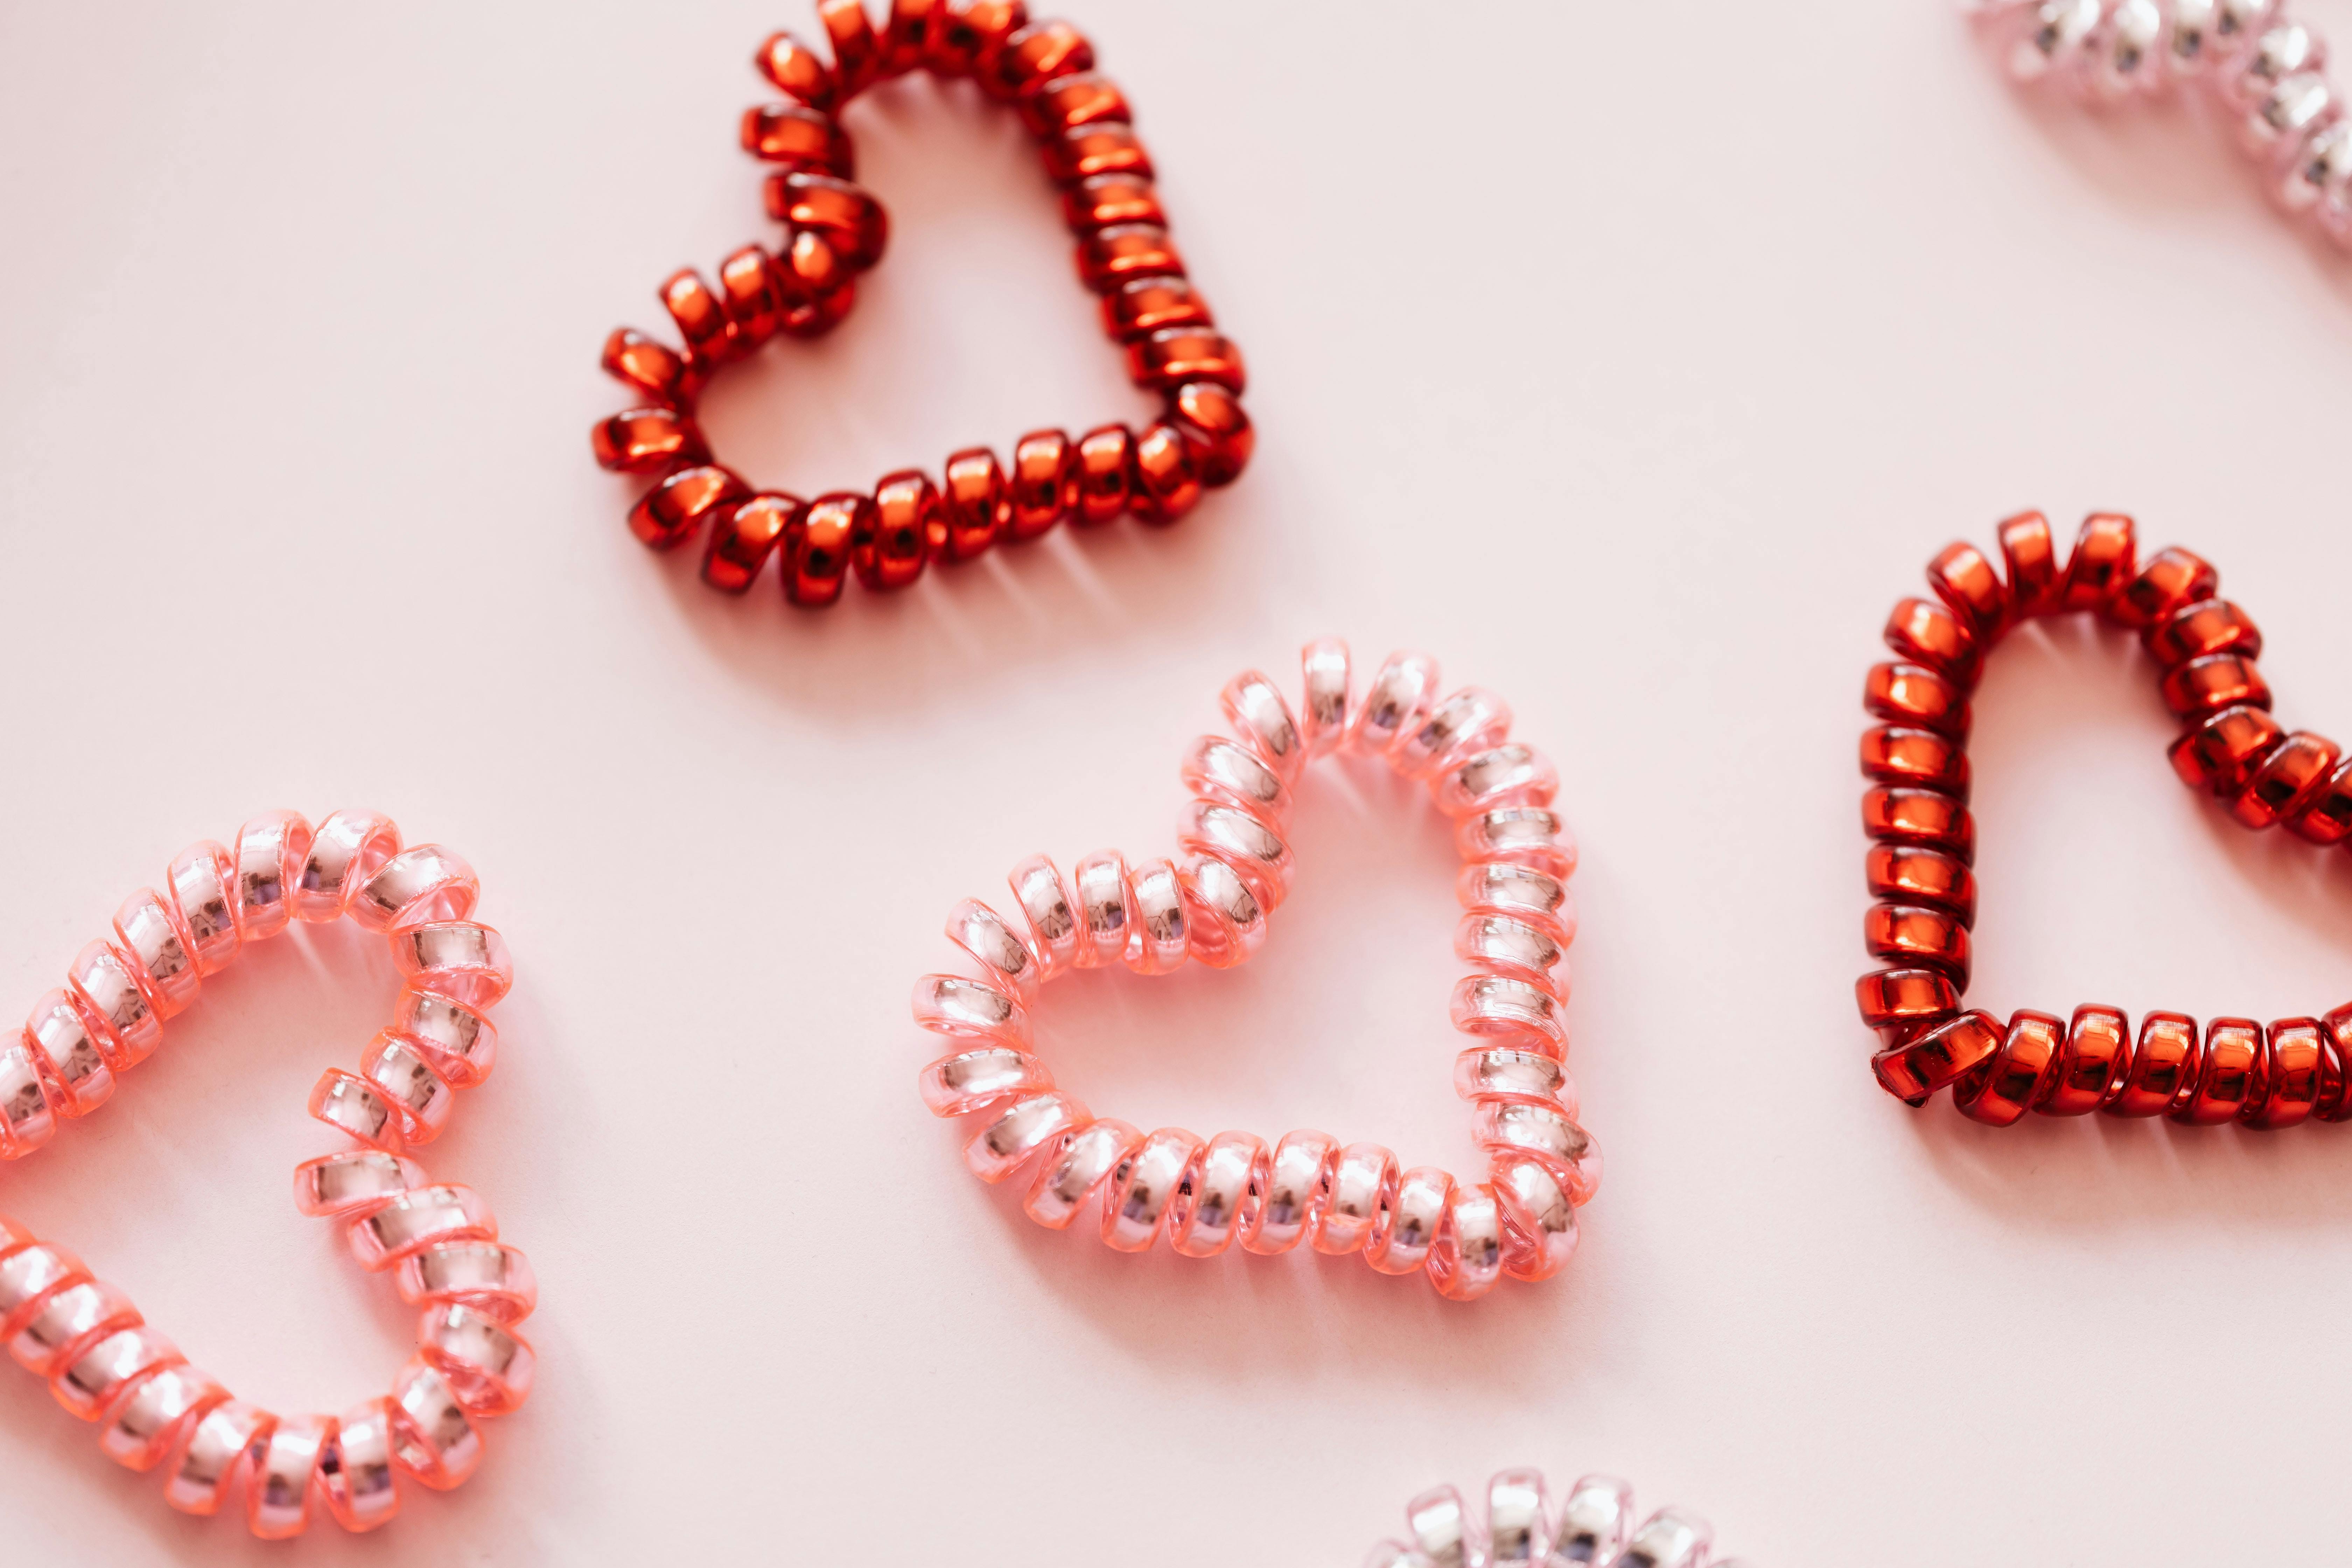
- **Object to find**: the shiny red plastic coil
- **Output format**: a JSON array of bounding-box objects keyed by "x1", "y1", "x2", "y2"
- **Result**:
[
  {"x1": 590, "y1": 0, "x2": 1254, "y2": 609},
  {"x1": 1858, "y1": 510, "x2": 2352, "y2": 1128}
]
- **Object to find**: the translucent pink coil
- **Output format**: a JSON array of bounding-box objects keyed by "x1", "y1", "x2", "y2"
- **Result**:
[
  {"x1": 914, "y1": 638, "x2": 1600, "y2": 1301},
  {"x1": 0, "y1": 811, "x2": 534, "y2": 1537}
]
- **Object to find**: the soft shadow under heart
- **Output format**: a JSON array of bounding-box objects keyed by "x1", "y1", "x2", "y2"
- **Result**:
[
  {"x1": 985, "y1": 1198, "x2": 1605, "y2": 1398},
  {"x1": 649, "y1": 500, "x2": 1247, "y2": 725}
]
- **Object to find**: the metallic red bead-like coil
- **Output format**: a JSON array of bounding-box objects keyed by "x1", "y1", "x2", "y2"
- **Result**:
[
  {"x1": 1857, "y1": 511, "x2": 2352, "y2": 1131},
  {"x1": 589, "y1": 2, "x2": 1255, "y2": 610}
]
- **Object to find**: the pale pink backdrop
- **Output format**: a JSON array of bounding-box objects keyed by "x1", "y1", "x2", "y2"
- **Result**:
[{"x1": 1, "y1": 1, "x2": 2350, "y2": 1562}]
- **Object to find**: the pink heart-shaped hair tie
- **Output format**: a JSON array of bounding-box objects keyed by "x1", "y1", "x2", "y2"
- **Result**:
[
  {"x1": 0, "y1": 810, "x2": 536, "y2": 1538},
  {"x1": 913, "y1": 637, "x2": 1599, "y2": 1301}
]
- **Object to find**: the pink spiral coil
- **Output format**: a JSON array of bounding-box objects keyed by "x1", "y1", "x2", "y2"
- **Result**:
[
  {"x1": 0, "y1": 810, "x2": 534, "y2": 1537},
  {"x1": 913, "y1": 637, "x2": 1600, "y2": 1301},
  {"x1": 1972, "y1": 0, "x2": 2352, "y2": 249},
  {"x1": 1365, "y1": 1467, "x2": 1755, "y2": 1568}
]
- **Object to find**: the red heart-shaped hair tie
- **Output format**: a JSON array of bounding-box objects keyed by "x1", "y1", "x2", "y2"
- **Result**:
[
  {"x1": 1856, "y1": 511, "x2": 2352, "y2": 1126},
  {"x1": 913, "y1": 638, "x2": 1597, "y2": 1301},
  {"x1": 0, "y1": 811, "x2": 535, "y2": 1538},
  {"x1": 591, "y1": 0, "x2": 1253, "y2": 607}
]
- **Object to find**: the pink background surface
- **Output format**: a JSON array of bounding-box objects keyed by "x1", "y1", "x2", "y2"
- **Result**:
[{"x1": 3, "y1": 1, "x2": 2351, "y2": 1561}]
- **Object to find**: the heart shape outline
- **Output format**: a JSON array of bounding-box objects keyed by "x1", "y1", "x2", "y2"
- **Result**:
[
  {"x1": 0, "y1": 811, "x2": 537, "y2": 1537},
  {"x1": 1855, "y1": 510, "x2": 2352, "y2": 1127},
  {"x1": 590, "y1": 0, "x2": 1256, "y2": 609},
  {"x1": 912, "y1": 637, "x2": 1601, "y2": 1302}
]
